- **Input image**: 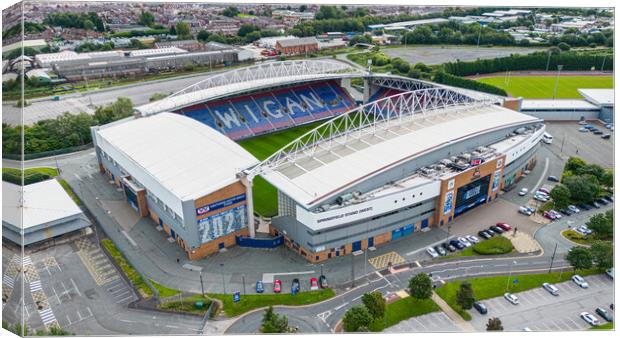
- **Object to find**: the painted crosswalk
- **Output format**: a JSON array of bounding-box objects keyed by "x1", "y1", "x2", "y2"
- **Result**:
[
  {"x1": 368, "y1": 251, "x2": 405, "y2": 270},
  {"x1": 3, "y1": 275, "x2": 14, "y2": 289},
  {"x1": 30, "y1": 280, "x2": 43, "y2": 293},
  {"x1": 38, "y1": 307, "x2": 57, "y2": 326}
]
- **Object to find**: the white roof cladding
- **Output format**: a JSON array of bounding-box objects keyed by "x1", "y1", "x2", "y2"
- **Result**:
[{"x1": 94, "y1": 113, "x2": 259, "y2": 217}]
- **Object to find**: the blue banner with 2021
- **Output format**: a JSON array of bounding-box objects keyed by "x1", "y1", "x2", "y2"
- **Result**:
[{"x1": 196, "y1": 194, "x2": 246, "y2": 216}]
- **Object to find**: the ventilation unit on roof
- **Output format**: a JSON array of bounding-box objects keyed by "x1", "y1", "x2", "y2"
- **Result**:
[
  {"x1": 336, "y1": 193, "x2": 354, "y2": 205},
  {"x1": 471, "y1": 151, "x2": 481, "y2": 158},
  {"x1": 450, "y1": 156, "x2": 458, "y2": 163},
  {"x1": 476, "y1": 146, "x2": 487, "y2": 153},
  {"x1": 420, "y1": 167, "x2": 435, "y2": 176},
  {"x1": 515, "y1": 127, "x2": 526, "y2": 135},
  {"x1": 459, "y1": 153, "x2": 472, "y2": 161},
  {"x1": 440, "y1": 159, "x2": 452, "y2": 166}
]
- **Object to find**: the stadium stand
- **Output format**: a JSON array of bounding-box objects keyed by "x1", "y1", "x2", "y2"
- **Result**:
[
  {"x1": 177, "y1": 80, "x2": 356, "y2": 140},
  {"x1": 369, "y1": 87, "x2": 405, "y2": 102}
]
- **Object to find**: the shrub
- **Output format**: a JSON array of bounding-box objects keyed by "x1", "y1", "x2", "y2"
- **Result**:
[{"x1": 472, "y1": 236, "x2": 513, "y2": 255}]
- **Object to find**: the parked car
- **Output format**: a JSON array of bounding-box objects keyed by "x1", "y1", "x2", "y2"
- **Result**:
[
  {"x1": 466, "y1": 235, "x2": 480, "y2": 244},
  {"x1": 604, "y1": 123, "x2": 613, "y2": 129},
  {"x1": 547, "y1": 175, "x2": 560, "y2": 182},
  {"x1": 504, "y1": 293, "x2": 519, "y2": 305},
  {"x1": 603, "y1": 195, "x2": 614, "y2": 203},
  {"x1": 568, "y1": 205, "x2": 580, "y2": 213},
  {"x1": 591, "y1": 201, "x2": 601, "y2": 208},
  {"x1": 274, "y1": 279, "x2": 282, "y2": 293},
  {"x1": 435, "y1": 245, "x2": 447, "y2": 256},
  {"x1": 606, "y1": 268, "x2": 614, "y2": 279},
  {"x1": 473, "y1": 301, "x2": 488, "y2": 314},
  {"x1": 496, "y1": 223, "x2": 512, "y2": 231},
  {"x1": 575, "y1": 226, "x2": 592, "y2": 235},
  {"x1": 319, "y1": 275, "x2": 328, "y2": 289},
  {"x1": 478, "y1": 230, "x2": 492, "y2": 239},
  {"x1": 534, "y1": 194, "x2": 549, "y2": 202},
  {"x1": 538, "y1": 187, "x2": 551, "y2": 194},
  {"x1": 292, "y1": 278, "x2": 300, "y2": 294},
  {"x1": 450, "y1": 239, "x2": 465, "y2": 250},
  {"x1": 310, "y1": 277, "x2": 319, "y2": 291},
  {"x1": 602, "y1": 134, "x2": 611, "y2": 139},
  {"x1": 489, "y1": 226, "x2": 504, "y2": 234},
  {"x1": 256, "y1": 281, "x2": 265, "y2": 293},
  {"x1": 426, "y1": 247, "x2": 439, "y2": 258},
  {"x1": 593, "y1": 130, "x2": 604, "y2": 135},
  {"x1": 544, "y1": 211, "x2": 561, "y2": 220},
  {"x1": 596, "y1": 198, "x2": 609, "y2": 206},
  {"x1": 559, "y1": 208, "x2": 572, "y2": 216},
  {"x1": 443, "y1": 242, "x2": 457, "y2": 252},
  {"x1": 519, "y1": 188, "x2": 528, "y2": 196},
  {"x1": 572, "y1": 274, "x2": 589, "y2": 288},
  {"x1": 542, "y1": 282, "x2": 559, "y2": 296},
  {"x1": 578, "y1": 203, "x2": 592, "y2": 211},
  {"x1": 596, "y1": 307, "x2": 614, "y2": 322},
  {"x1": 579, "y1": 127, "x2": 588, "y2": 132},
  {"x1": 549, "y1": 210, "x2": 562, "y2": 219},
  {"x1": 580, "y1": 312, "x2": 600, "y2": 326},
  {"x1": 519, "y1": 206, "x2": 533, "y2": 216},
  {"x1": 457, "y1": 237, "x2": 472, "y2": 247}
]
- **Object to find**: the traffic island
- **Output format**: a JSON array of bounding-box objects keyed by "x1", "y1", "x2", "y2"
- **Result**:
[{"x1": 561, "y1": 229, "x2": 594, "y2": 246}]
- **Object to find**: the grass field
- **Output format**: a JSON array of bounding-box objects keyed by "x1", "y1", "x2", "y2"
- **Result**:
[
  {"x1": 477, "y1": 76, "x2": 613, "y2": 99},
  {"x1": 368, "y1": 297, "x2": 440, "y2": 332},
  {"x1": 238, "y1": 121, "x2": 324, "y2": 217}
]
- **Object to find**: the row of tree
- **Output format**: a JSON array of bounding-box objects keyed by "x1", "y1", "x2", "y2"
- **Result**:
[
  {"x1": 402, "y1": 23, "x2": 516, "y2": 47},
  {"x1": 2, "y1": 97, "x2": 134, "y2": 156},
  {"x1": 442, "y1": 49, "x2": 614, "y2": 77},
  {"x1": 550, "y1": 157, "x2": 613, "y2": 209},
  {"x1": 44, "y1": 12, "x2": 105, "y2": 32},
  {"x1": 3, "y1": 21, "x2": 46, "y2": 40},
  {"x1": 2, "y1": 320, "x2": 72, "y2": 336},
  {"x1": 432, "y1": 71, "x2": 508, "y2": 96},
  {"x1": 566, "y1": 240, "x2": 613, "y2": 271}
]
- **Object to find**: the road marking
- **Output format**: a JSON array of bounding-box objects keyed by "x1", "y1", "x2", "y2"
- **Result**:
[
  {"x1": 334, "y1": 302, "x2": 349, "y2": 311},
  {"x1": 532, "y1": 157, "x2": 550, "y2": 193},
  {"x1": 165, "y1": 325, "x2": 179, "y2": 329},
  {"x1": 70, "y1": 278, "x2": 81, "y2": 297},
  {"x1": 121, "y1": 231, "x2": 137, "y2": 246},
  {"x1": 317, "y1": 310, "x2": 332, "y2": 323},
  {"x1": 261, "y1": 270, "x2": 315, "y2": 284},
  {"x1": 119, "y1": 319, "x2": 135, "y2": 323},
  {"x1": 415, "y1": 261, "x2": 421, "y2": 267},
  {"x1": 73, "y1": 173, "x2": 82, "y2": 181}
]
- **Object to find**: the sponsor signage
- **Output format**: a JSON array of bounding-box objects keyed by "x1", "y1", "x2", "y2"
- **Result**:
[
  {"x1": 443, "y1": 190, "x2": 454, "y2": 215},
  {"x1": 470, "y1": 157, "x2": 483, "y2": 166},
  {"x1": 197, "y1": 205, "x2": 246, "y2": 243},
  {"x1": 196, "y1": 194, "x2": 246, "y2": 216},
  {"x1": 233, "y1": 291, "x2": 240, "y2": 303},
  {"x1": 492, "y1": 169, "x2": 502, "y2": 192}
]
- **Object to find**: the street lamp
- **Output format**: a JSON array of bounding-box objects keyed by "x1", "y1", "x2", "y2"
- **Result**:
[
  {"x1": 506, "y1": 260, "x2": 518, "y2": 291},
  {"x1": 552, "y1": 64, "x2": 564, "y2": 99},
  {"x1": 220, "y1": 263, "x2": 226, "y2": 294},
  {"x1": 545, "y1": 50, "x2": 552, "y2": 72}
]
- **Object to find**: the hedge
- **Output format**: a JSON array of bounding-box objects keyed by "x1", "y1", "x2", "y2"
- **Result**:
[
  {"x1": 2, "y1": 167, "x2": 58, "y2": 185},
  {"x1": 433, "y1": 71, "x2": 508, "y2": 96}
]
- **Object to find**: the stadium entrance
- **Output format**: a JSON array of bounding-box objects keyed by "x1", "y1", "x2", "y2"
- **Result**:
[{"x1": 453, "y1": 175, "x2": 491, "y2": 217}]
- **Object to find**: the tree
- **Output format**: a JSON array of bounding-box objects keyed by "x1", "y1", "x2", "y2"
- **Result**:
[
  {"x1": 550, "y1": 184, "x2": 571, "y2": 209},
  {"x1": 197, "y1": 30, "x2": 211, "y2": 42},
  {"x1": 138, "y1": 11, "x2": 155, "y2": 27},
  {"x1": 557, "y1": 42, "x2": 571, "y2": 51},
  {"x1": 586, "y1": 211, "x2": 613, "y2": 240},
  {"x1": 590, "y1": 241, "x2": 613, "y2": 270},
  {"x1": 260, "y1": 306, "x2": 289, "y2": 333},
  {"x1": 244, "y1": 31, "x2": 262, "y2": 43},
  {"x1": 299, "y1": 5, "x2": 307, "y2": 12},
  {"x1": 175, "y1": 22, "x2": 192, "y2": 40},
  {"x1": 600, "y1": 169, "x2": 613, "y2": 188},
  {"x1": 564, "y1": 157, "x2": 587, "y2": 173},
  {"x1": 486, "y1": 317, "x2": 503, "y2": 331},
  {"x1": 563, "y1": 174, "x2": 600, "y2": 204},
  {"x1": 94, "y1": 97, "x2": 134, "y2": 125},
  {"x1": 361, "y1": 291, "x2": 386, "y2": 319},
  {"x1": 566, "y1": 246, "x2": 593, "y2": 272},
  {"x1": 342, "y1": 305, "x2": 372, "y2": 332},
  {"x1": 238, "y1": 24, "x2": 260, "y2": 37},
  {"x1": 221, "y1": 6, "x2": 240, "y2": 17},
  {"x1": 409, "y1": 273, "x2": 433, "y2": 299},
  {"x1": 456, "y1": 282, "x2": 475, "y2": 310}
]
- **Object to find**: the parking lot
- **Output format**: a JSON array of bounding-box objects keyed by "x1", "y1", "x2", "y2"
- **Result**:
[
  {"x1": 545, "y1": 121, "x2": 614, "y2": 168},
  {"x1": 469, "y1": 274, "x2": 614, "y2": 331},
  {"x1": 385, "y1": 311, "x2": 461, "y2": 333}
]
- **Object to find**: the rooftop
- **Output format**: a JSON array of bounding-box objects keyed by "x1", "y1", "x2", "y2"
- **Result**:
[
  {"x1": 520, "y1": 99, "x2": 599, "y2": 110},
  {"x1": 260, "y1": 103, "x2": 539, "y2": 208},
  {"x1": 2, "y1": 180, "x2": 83, "y2": 229},
  {"x1": 95, "y1": 113, "x2": 259, "y2": 217},
  {"x1": 276, "y1": 37, "x2": 319, "y2": 48},
  {"x1": 578, "y1": 88, "x2": 614, "y2": 106}
]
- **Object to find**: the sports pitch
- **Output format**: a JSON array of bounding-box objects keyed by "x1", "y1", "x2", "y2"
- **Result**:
[
  {"x1": 238, "y1": 121, "x2": 323, "y2": 217},
  {"x1": 477, "y1": 75, "x2": 613, "y2": 99}
]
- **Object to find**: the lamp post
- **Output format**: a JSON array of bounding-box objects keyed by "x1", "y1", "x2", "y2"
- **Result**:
[
  {"x1": 506, "y1": 260, "x2": 517, "y2": 291},
  {"x1": 552, "y1": 64, "x2": 564, "y2": 99},
  {"x1": 477, "y1": 23, "x2": 483, "y2": 48},
  {"x1": 200, "y1": 271, "x2": 205, "y2": 297},
  {"x1": 601, "y1": 55, "x2": 607, "y2": 72},
  {"x1": 220, "y1": 263, "x2": 226, "y2": 294},
  {"x1": 242, "y1": 274, "x2": 246, "y2": 295},
  {"x1": 545, "y1": 50, "x2": 552, "y2": 72}
]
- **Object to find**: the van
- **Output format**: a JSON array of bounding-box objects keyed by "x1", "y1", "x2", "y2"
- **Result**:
[
  {"x1": 542, "y1": 282, "x2": 559, "y2": 296},
  {"x1": 542, "y1": 132, "x2": 553, "y2": 144}
]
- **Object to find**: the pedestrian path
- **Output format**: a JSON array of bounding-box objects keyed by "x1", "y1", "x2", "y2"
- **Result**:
[
  {"x1": 368, "y1": 251, "x2": 405, "y2": 269},
  {"x1": 431, "y1": 291, "x2": 475, "y2": 332}
]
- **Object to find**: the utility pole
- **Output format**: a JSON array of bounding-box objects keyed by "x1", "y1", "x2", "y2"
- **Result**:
[
  {"x1": 220, "y1": 263, "x2": 226, "y2": 294},
  {"x1": 350, "y1": 251, "x2": 355, "y2": 288},
  {"x1": 553, "y1": 64, "x2": 564, "y2": 99},
  {"x1": 477, "y1": 23, "x2": 482, "y2": 48},
  {"x1": 545, "y1": 50, "x2": 552, "y2": 72},
  {"x1": 601, "y1": 55, "x2": 607, "y2": 72},
  {"x1": 320, "y1": 264, "x2": 324, "y2": 276},
  {"x1": 200, "y1": 271, "x2": 205, "y2": 297},
  {"x1": 242, "y1": 274, "x2": 246, "y2": 295},
  {"x1": 506, "y1": 260, "x2": 517, "y2": 291},
  {"x1": 548, "y1": 242, "x2": 558, "y2": 273}
]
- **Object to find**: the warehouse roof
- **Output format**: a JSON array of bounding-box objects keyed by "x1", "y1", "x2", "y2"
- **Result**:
[
  {"x1": 276, "y1": 37, "x2": 318, "y2": 48},
  {"x1": 94, "y1": 113, "x2": 259, "y2": 217},
  {"x1": 261, "y1": 104, "x2": 540, "y2": 208},
  {"x1": 578, "y1": 88, "x2": 614, "y2": 106},
  {"x1": 520, "y1": 99, "x2": 599, "y2": 110},
  {"x1": 2, "y1": 180, "x2": 83, "y2": 229}
]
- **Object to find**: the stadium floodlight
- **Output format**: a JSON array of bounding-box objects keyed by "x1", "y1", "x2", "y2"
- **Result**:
[{"x1": 552, "y1": 64, "x2": 564, "y2": 99}]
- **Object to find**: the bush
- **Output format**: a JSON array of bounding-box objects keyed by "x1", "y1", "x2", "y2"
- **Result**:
[
  {"x1": 101, "y1": 239, "x2": 153, "y2": 299},
  {"x1": 472, "y1": 236, "x2": 513, "y2": 255}
]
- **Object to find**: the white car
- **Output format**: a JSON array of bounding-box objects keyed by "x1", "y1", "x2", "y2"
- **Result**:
[
  {"x1": 519, "y1": 206, "x2": 534, "y2": 216},
  {"x1": 579, "y1": 127, "x2": 588, "y2": 132},
  {"x1": 457, "y1": 237, "x2": 472, "y2": 247},
  {"x1": 504, "y1": 293, "x2": 519, "y2": 305},
  {"x1": 519, "y1": 188, "x2": 528, "y2": 196},
  {"x1": 580, "y1": 312, "x2": 600, "y2": 326},
  {"x1": 568, "y1": 205, "x2": 580, "y2": 213},
  {"x1": 426, "y1": 247, "x2": 439, "y2": 258},
  {"x1": 572, "y1": 274, "x2": 589, "y2": 288},
  {"x1": 466, "y1": 235, "x2": 480, "y2": 244},
  {"x1": 606, "y1": 268, "x2": 614, "y2": 279},
  {"x1": 534, "y1": 194, "x2": 549, "y2": 202},
  {"x1": 542, "y1": 282, "x2": 559, "y2": 296}
]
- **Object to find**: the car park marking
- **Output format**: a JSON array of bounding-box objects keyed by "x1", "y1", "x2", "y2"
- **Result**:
[
  {"x1": 261, "y1": 270, "x2": 315, "y2": 284},
  {"x1": 333, "y1": 302, "x2": 349, "y2": 311},
  {"x1": 317, "y1": 310, "x2": 332, "y2": 322}
]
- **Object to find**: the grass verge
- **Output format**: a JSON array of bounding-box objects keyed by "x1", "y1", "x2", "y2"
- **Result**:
[
  {"x1": 2, "y1": 167, "x2": 58, "y2": 185},
  {"x1": 561, "y1": 229, "x2": 595, "y2": 246},
  {"x1": 150, "y1": 279, "x2": 182, "y2": 298},
  {"x1": 435, "y1": 269, "x2": 601, "y2": 321},
  {"x1": 208, "y1": 289, "x2": 335, "y2": 317},
  {"x1": 58, "y1": 179, "x2": 82, "y2": 205},
  {"x1": 590, "y1": 322, "x2": 614, "y2": 330},
  {"x1": 472, "y1": 236, "x2": 514, "y2": 255},
  {"x1": 157, "y1": 295, "x2": 212, "y2": 315},
  {"x1": 101, "y1": 239, "x2": 153, "y2": 299},
  {"x1": 368, "y1": 297, "x2": 440, "y2": 332}
]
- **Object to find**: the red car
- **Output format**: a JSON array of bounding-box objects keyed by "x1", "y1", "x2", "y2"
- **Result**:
[
  {"x1": 496, "y1": 223, "x2": 512, "y2": 231},
  {"x1": 310, "y1": 277, "x2": 319, "y2": 291},
  {"x1": 544, "y1": 211, "x2": 557, "y2": 220},
  {"x1": 273, "y1": 279, "x2": 282, "y2": 293}
]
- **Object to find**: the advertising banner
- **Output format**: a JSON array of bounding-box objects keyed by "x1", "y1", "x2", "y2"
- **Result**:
[
  {"x1": 492, "y1": 169, "x2": 502, "y2": 192},
  {"x1": 443, "y1": 190, "x2": 454, "y2": 215},
  {"x1": 197, "y1": 205, "x2": 246, "y2": 243},
  {"x1": 196, "y1": 194, "x2": 246, "y2": 216}
]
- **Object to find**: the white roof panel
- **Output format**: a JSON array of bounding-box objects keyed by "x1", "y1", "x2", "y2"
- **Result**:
[
  {"x1": 2, "y1": 180, "x2": 83, "y2": 229},
  {"x1": 261, "y1": 105, "x2": 540, "y2": 207},
  {"x1": 578, "y1": 89, "x2": 614, "y2": 106},
  {"x1": 95, "y1": 113, "x2": 259, "y2": 216},
  {"x1": 521, "y1": 99, "x2": 599, "y2": 110}
]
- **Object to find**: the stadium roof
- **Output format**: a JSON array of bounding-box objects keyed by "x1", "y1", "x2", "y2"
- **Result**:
[
  {"x1": 2, "y1": 180, "x2": 83, "y2": 229},
  {"x1": 520, "y1": 99, "x2": 599, "y2": 110},
  {"x1": 578, "y1": 89, "x2": 614, "y2": 106},
  {"x1": 258, "y1": 100, "x2": 540, "y2": 208},
  {"x1": 94, "y1": 113, "x2": 259, "y2": 217}
]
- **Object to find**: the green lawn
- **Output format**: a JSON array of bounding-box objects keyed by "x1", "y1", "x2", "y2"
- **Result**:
[
  {"x1": 58, "y1": 179, "x2": 82, "y2": 205},
  {"x1": 2, "y1": 167, "x2": 58, "y2": 185},
  {"x1": 157, "y1": 295, "x2": 212, "y2": 315},
  {"x1": 561, "y1": 229, "x2": 595, "y2": 246},
  {"x1": 101, "y1": 239, "x2": 153, "y2": 299},
  {"x1": 368, "y1": 297, "x2": 440, "y2": 332},
  {"x1": 150, "y1": 279, "x2": 182, "y2": 298},
  {"x1": 208, "y1": 289, "x2": 335, "y2": 317},
  {"x1": 477, "y1": 76, "x2": 613, "y2": 99},
  {"x1": 436, "y1": 269, "x2": 601, "y2": 321},
  {"x1": 238, "y1": 121, "x2": 324, "y2": 217},
  {"x1": 472, "y1": 236, "x2": 514, "y2": 255},
  {"x1": 590, "y1": 322, "x2": 614, "y2": 330}
]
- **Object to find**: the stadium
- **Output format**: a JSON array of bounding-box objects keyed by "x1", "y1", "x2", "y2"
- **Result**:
[{"x1": 92, "y1": 59, "x2": 544, "y2": 261}]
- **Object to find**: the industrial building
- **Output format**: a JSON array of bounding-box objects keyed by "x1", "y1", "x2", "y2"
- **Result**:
[
  {"x1": 2, "y1": 180, "x2": 91, "y2": 246},
  {"x1": 91, "y1": 113, "x2": 259, "y2": 260},
  {"x1": 519, "y1": 88, "x2": 614, "y2": 123}
]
